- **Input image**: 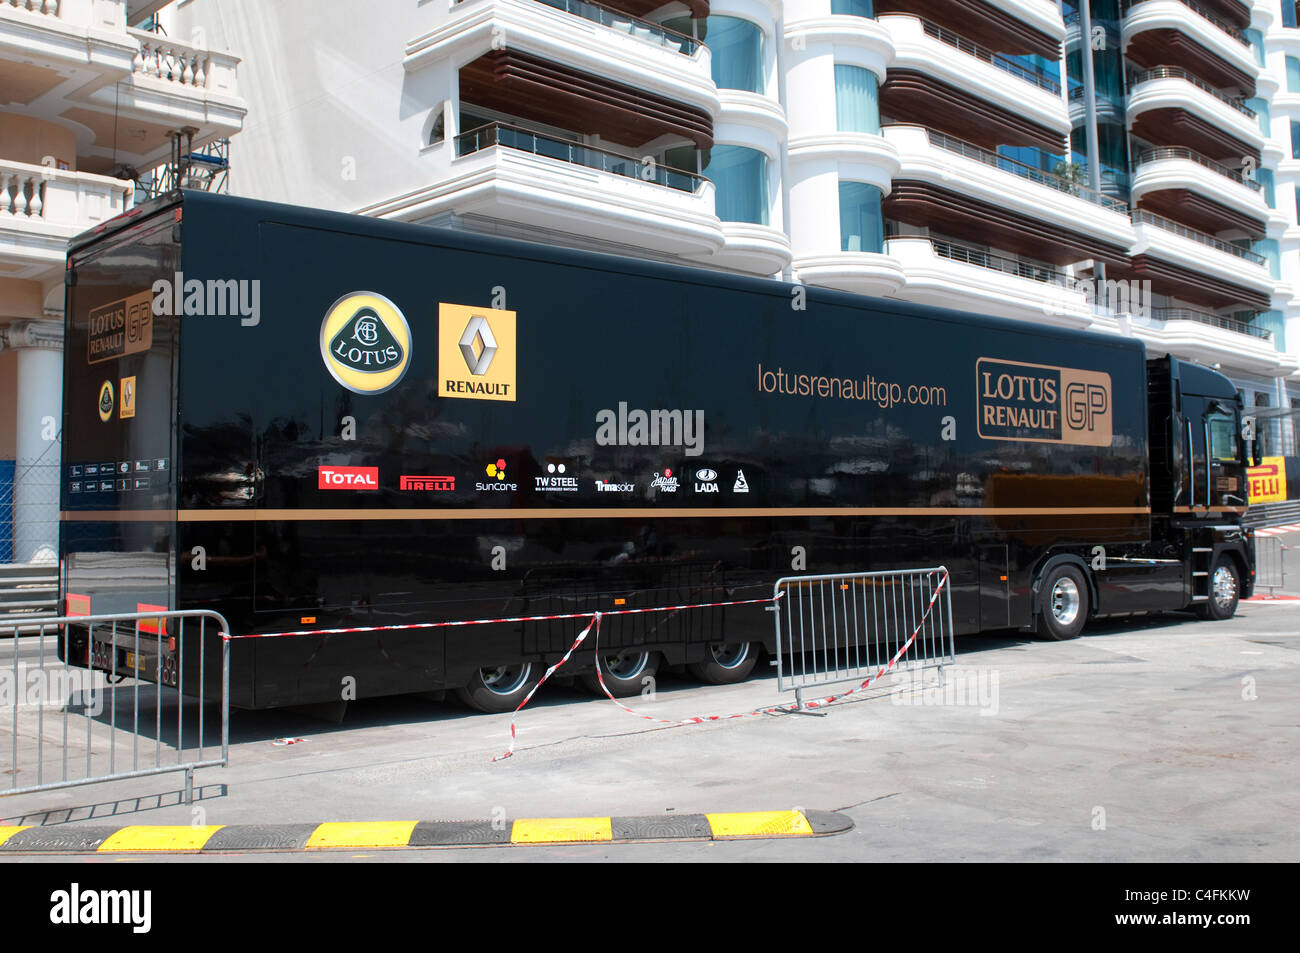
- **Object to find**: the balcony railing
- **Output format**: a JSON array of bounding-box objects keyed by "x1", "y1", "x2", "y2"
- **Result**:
[
  {"x1": 930, "y1": 238, "x2": 1071, "y2": 286},
  {"x1": 1128, "y1": 67, "x2": 1255, "y2": 117},
  {"x1": 454, "y1": 121, "x2": 705, "y2": 193},
  {"x1": 1154, "y1": 308, "x2": 1272, "y2": 338},
  {"x1": 920, "y1": 20, "x2": 1061, "y2": 94},
  {"x1": 3, "y1": 1, "x2": 61, "y2": 18},
  {"x1": 1132, "y1": 209, "x2": 1267, "y2": 264},
  {"x1": 1121, "y1": 0, "x2": 1250, "y2": 47},
  {"x1": 0, "y1": 160, "x2": 132, "y2": 230},
  {"x1": 923, "y1": 128, "x2": 1129, "y2": 212},
  {"x1": 1132, "y1": 146, "x2": 1262, "y2": 191},
  {"x1": 533, "y1": 0, "x2": 700, "y2": 54}
]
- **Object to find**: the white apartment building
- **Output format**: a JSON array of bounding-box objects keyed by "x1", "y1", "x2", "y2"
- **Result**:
[{"x1": 0, "y1": 0, "x2": 245, "y2": 563}]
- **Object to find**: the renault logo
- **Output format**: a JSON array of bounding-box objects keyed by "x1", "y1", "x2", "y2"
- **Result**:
[{"x1": 458, "y1": 314, "x2": 497, "y2": 376}]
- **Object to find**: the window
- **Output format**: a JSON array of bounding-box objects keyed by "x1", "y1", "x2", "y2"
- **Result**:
[
  {"x1": 839, "y1": 182, "x2": 884, "y2": 252},
  {"x1": 704, "y1": 145, "x2": 769, "y2": 224},
  {"x1": 1285, "y1": 1, "x2": 1298, "y2": 29},
  {"x1": 1291, "y1": 120, "x2": 1300, "y2": 159},
  {"x1": 1207, "y1": 411, "x2": 1237, "y2": 463},
  {"x1": 1288, "y1": 56, "x2": 1300, "y2": 93},
  {"x1": 834, "y1": 65, "x2": 880, "y2": 134},
  {"x1": 831, "y1": 0, "x2": 874, "y2": 16},
  {"x1": 1248, "y1": 97, "x2": 1270, "y2": 138},
  {"x1": 666, "y1": 16, "x2": 765, "y2": 93},
  {"x1": 1253, "y1": 238, "x2": 1280, "y2": 280},
  {"x1": 1257, "y1": 166, "x2": 1275, "y2": 209},
  {"x1": 1244, "y1": 29, "x2": 1265, "y2": 67}
]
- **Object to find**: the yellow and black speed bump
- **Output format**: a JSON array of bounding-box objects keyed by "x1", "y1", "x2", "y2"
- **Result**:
[{"x1": 0, "y1": 810, "x2": 852, "y2": 853}]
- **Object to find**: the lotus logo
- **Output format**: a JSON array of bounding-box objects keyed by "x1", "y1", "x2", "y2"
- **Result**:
[
  {"x1": 459, "y1": 314, "x2": 497, "y2": 376},
  {"x1": 695, "y1": 468, "x2": 718, "y2": 482}
]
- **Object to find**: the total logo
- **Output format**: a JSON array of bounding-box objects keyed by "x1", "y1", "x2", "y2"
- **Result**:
[
  {"x1": 650, "y1": 468, "x2": 680, "y2": 493},
  {"x1": 693, "y1": 467, "x2": 719, "y2": 494},
  {"x1": 477, "y1": 458, "x2": 517, "y2": 492},
  {"x1": 535, "y1": 460, "x2": 579, "y2": 493},
  {"x1": 319, "y1": 465, "x2": 379, "y2": 490}
]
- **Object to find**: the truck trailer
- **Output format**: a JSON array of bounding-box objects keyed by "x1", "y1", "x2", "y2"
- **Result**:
[{"x1": 59, "y1": 191, "x2": 1256, "y2": 712}]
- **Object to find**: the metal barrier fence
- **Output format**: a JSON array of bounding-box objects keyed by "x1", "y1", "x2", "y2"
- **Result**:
[
  {"x1": 2, "y1": 610, "x2": 230, "y2": 804},
  {"x1": 1255, "y1": 536, "x2": 1286, "y2": 593},
  {"x1": 772, "y1": 567, "x2": 955, "y2": 709}
]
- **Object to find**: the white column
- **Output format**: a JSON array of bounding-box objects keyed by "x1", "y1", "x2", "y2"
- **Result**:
[{"x1": 4, "y1": 320, "x2": 64, "y2": 564}]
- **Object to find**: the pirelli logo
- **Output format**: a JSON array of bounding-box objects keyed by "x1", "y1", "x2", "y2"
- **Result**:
[{"x1": 976, "y1": 358, "x2": 1112, "y2": 447}]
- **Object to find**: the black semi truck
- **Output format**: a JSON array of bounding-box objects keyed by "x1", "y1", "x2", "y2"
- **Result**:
[{"x1": 59, "y1": 191, "x2": 1255, "y2": 712}]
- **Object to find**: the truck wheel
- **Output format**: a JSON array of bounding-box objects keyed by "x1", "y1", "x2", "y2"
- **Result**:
[
  {"x1": 581, "y1": 649, "x2": 658, "y2": 697},
  {"x1": 688, "y1": 642, "x2": 759, "y2": 684},
  {"x1": 1197, "y1": 559, "x2": 1240, "y2": 621},
  {"x1": 456, "y1": 663, "x2": 536, "y2": 713},
  {"x1": 1038, "y1": 565, "x2": 1089, "y2": 640}
]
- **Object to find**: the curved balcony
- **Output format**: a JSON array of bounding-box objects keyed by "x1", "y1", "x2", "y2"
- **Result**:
[
  {"x1": 716, "y1": 90, "x2": 788, "y2": 151},
  {"x1": 404, "y1": 0, "x2": 718, "y2": 118},
  {"x1": 1131, "y1": 208, "x2": 1274, "y2": 295},
  {"x1": 1130, "y1": 307, "x2": 1287, "y2": 373},
  {"x1": 879, "y1": 15, "x2": 1069, "y2": 147},
  {"x1": 886, "y1": 237, "x2": 1095, "y2": 328},
  {"x1": 792, "y1": 252, "x2": 908, "y2": 297},
  {"x1": 786, "y1": 132, "x2": 899, "y2": 195},
  {"x1": 1131, "y1": 147, "x2": 1267, "y2": 230},
  {"x1": 0, "y1": 161, "x2": 133, "y2": 279},
  {"x1": 700, "y1": 221, "x2": 793, "y2": 277},
  {"x1": 883, "y1": 125, "x2": 1134, "y2": 251},
  {"x1": 1122, "y1": 0, "x2": 1258, "y2": 90},
  {"x1": 1127, "y1": 67, "x2": 1264, "y2": 154},
  {"x1": 362, "y1": 121, "x2": 724, "y2": 258},
  {"x1": 783, "y1": 13, "x2": 894, "y2": 78}
]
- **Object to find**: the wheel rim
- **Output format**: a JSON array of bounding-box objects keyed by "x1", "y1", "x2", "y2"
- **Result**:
[
  {"x1": 479, "y1": 663, "x2": 532, "y2": 696},
  {"x1": 602, "y1": 650, "x2": 650, "y2": 680},
  {"x1": 1213, "y1": 566, "x2": 1237, "y2": 608},
  {"x1": 708, "y1": 642, "x2": 750, "y2": 669},
  {"x1": 1050, "y1": 577, "x2": 1081, "y2": 626}
]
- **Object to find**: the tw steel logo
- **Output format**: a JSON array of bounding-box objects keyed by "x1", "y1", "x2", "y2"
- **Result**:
[
  {"x1": 976, "y1": 358, "x2": 1112, "y2": 447},
  {"x1": 318, "y1": 466, "x2": 379, "y2": 490}
]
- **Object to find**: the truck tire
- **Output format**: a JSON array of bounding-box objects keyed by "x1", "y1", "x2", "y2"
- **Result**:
[
  {"x1": 580, "y1": 649, "x2": 658, "y2": 697},
  {"x1": 1197, "y1": 558, "x2": 1240, "y2": 621},
  {"x1": 456, "y1": 663, "x2": 537, "y2": 713},
  {"x1": 1037, "y1": 565, "x2": 1089, "y2": 640},
  {"x1": 688, "y1": 642, "x2": 759, "y2": 684}
]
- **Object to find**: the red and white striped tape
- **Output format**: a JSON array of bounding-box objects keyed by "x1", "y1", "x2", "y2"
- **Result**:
[{"x1": 499, "y1": 568, "x2": 950, "y2": 760}]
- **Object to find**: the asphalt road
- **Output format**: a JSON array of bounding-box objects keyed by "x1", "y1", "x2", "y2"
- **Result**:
[{"x1": 3, "y1": 531, "x2": 1298, "y2": 862}]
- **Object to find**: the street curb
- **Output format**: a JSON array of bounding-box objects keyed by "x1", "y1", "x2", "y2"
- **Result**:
[{"x1": 0, "y1": 810, "x2": 853, "y2": 852}]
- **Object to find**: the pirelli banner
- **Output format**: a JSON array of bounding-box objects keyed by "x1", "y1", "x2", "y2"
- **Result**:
[{"x1": 1247, "y1": 457, "x2": 1289, "y2": 504}]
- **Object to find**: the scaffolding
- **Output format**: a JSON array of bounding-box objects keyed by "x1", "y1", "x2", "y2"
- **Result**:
[{"x1": 133, "y1": 127, "x2": 230, "y2": 201}]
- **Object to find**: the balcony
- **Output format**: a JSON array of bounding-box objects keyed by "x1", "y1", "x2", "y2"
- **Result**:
[
  {"x1": 885, "y1": 125, "x2": 1134, "y2": 253},
  {"x1": 1131, "y1": 147, "x2": 1267, "y2": 231},
  {"x1": 404, "y1": 0, "x2": 717, "y2": 118},
  {"x1": 1127, "y1": 67, "x2": 1263, "y2": 156},
  {"x1": 0, "y1": 0, "x2": 137, "y2": 82},
  {"x1": 879, "y1": 15, "x2": 1069, "y2": 151},
  {"x1": 1128, "y1": 307, "x2": 1287, "y2": 373},
  {"x1": 1130, "y1": 208, "x2": 1275, "y2": 303},
  {"x1": 886, "y1": 236, "x2": 1096, "y2": 327},
  {"x1": 359, "y1": 121, "x2": 724, "y2": 260},
  {"x1": 0, "y1": 159, "x2": 132, "y2": 279},
  {"x1": 1122, "y1": 0, "x2": 1258, "y2": 92}
]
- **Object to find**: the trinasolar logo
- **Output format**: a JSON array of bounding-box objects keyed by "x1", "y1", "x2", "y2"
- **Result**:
[{"x1": 319, "y1": 292, "x2": 412, "y2": 395}]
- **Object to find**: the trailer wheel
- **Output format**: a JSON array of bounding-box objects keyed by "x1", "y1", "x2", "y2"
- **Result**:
[
  {"x1": 581, "y1": 649, "x2": 658, "y2": 697},
  {"x1": 456, "y1": 663, "x2": 537, "y2": 714},
  {"x1": 1196, "y1": 559, "x2": 1239, "y2": 621},
  {"x1": 688, "y1": 641, "x2": 759, "y2": 684},
  {"x1": 1037, "y1": 565, "x2": 1089, "y2": 640}
]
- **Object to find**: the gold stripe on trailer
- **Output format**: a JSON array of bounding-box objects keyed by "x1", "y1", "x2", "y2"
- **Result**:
[{"x1": 59, "y1": 506, "x2": 1154, "y2": 523}]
